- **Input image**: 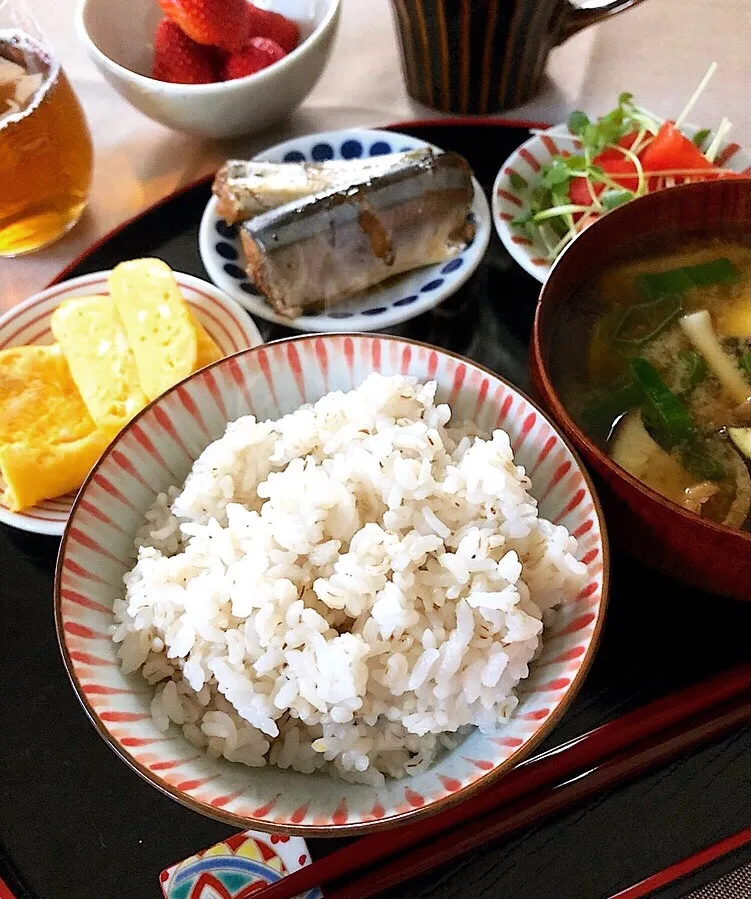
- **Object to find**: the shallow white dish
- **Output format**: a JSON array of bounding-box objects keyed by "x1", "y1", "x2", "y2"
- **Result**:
[
  {"x1": 493, "y1": 122, "x2": 751, "y2": 283},
  {"x1": 199, "y1": 128, "x2": 492, "y2": 332},
  {"x1": 0, "y1": 270, "x2": 262, "y2": 536},
  {"x1": 77, "y1": 0, "x2": 341, "y2": 138}
]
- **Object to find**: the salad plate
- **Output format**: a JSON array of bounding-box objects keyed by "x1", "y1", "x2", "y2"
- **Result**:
[{"x1": 494, "y1": 87, "x2": 751, "y2": 282}]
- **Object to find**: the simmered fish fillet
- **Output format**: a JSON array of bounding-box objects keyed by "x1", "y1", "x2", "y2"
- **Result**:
[
  {"x1": 213, "y1": 150, "x2": 435, "y2": 224},
  {"x1": 241, "y1": 150, "x2": 475, "y2": 318}
]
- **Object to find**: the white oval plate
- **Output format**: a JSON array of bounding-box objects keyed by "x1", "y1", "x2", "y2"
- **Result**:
[
  {"x1": 493, "y1": 122, "x2": 751, "y2": 283},
  {"x1": 0, "y1": 270, "x2": 262, "y2": 536},
  {"x1": 199, "y1": 127, "x2": 491, "y2": 332}
]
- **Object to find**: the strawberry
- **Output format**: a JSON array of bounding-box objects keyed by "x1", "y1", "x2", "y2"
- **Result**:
[
  {"x1": 222, "y1": 37, "x2": 287, "y2": 80},
  {"x1": 245, "y1": 3, "x2": 300, "y2": 54},
  {"x1": 152, "y1": 19, "x2": 219, "y2": 84},
  {"x1": 158, "y1": 0, "x2": 250, "y2": 52}
]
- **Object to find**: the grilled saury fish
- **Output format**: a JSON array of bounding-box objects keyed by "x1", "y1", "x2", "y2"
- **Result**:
[
  {"x1": 213, "y1": 150, "x2": 436, "y2": 224},
  {"x1": 241, "y1": 150, "x2": 475, "y2": 318}
]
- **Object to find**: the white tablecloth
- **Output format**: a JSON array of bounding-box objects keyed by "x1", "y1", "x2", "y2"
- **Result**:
[{"x1": 1, "y1": 0, "x2": 748, "y2": 309}]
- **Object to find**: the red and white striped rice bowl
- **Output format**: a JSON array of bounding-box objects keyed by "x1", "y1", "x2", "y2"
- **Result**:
[
  {"x1": 0, "y1": 271, "x2": 262, "y2": 536},
  {"x1": 55, "y1": 334, "x2": 608, "y2": 834},
  {"x1": 493, "y1": 122, "x2": 751, "y2": 282}
]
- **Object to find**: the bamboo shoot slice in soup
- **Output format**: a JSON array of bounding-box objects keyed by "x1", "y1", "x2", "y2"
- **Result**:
[{"x1": 553, "y1": 235, "x2": 751, "y2": 532}]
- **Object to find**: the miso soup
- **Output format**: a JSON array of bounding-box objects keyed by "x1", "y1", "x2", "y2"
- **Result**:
[{"x1": 554, "y1": 236, "x2": 751, "y2": 530}]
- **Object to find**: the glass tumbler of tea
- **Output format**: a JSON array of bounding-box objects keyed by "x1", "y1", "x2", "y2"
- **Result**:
[{"x1": 0, "y1": 0, "x2": 93, "y2": 256}]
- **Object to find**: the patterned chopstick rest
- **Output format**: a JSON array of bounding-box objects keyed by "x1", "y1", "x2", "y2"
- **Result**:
[{"x1": 159, "y1": 830, "x2": 322, "y2": 899}]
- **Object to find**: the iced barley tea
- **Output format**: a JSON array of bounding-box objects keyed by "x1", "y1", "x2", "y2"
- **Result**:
[{"x1": 0, "y1": 30, "x2": 93, "y2": 256}]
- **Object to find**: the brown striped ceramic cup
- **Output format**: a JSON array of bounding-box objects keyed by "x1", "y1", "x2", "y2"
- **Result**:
[{"x1": 390, "y1": 0, "x2": 649, "y2": 114}]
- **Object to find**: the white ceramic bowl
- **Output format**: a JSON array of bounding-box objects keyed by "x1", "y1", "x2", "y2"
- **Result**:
[
  {"x1": 0, "y1": 270, "x2": 262, "y2": 536},
  {"x1": 56, "y1": 333, "x2": 608, "y2": 835},
  {"x1": 199, "y1": 128, "x2": 492, "y2": 332},
  {"x1": 76, "y1": 0, "x2": 341, "y2": 138},
  {"x1": 493, "y1": 122, "x2": 751, "y2": 282}
]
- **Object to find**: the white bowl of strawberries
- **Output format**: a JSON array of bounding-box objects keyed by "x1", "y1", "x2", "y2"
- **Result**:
[{"x1": 77, "y1": 0, "x2": 341, "y2": 138}]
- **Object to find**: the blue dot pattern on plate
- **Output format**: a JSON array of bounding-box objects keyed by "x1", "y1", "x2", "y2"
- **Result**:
[
  {"x1": 370, "y1": 141, "x2": 392, "y2": 156},
  {"x1": 224, "y1": 263, "x2": 246, "y2": 279},
  {"x1": 340, "y1": 139, "x2": 363, "y2": 159},
  {"x1": 312, "y1": 142, "x2": 334, "y2": 162},
  {"x1": 212, "y1": 135, "x2": 479, "y2": 324},
  {"x1": 215, "y1": 220, "x2": 238, "y2": 240},
  {"x1": 442, "y1": 258, "x2": 463, "y2": 274},
  {"x1": 215, "y1": 241, "x2": 238, "y2": 261},
  {"x1": 393, "y1": 295, "x2": 418, "y2": 307}
]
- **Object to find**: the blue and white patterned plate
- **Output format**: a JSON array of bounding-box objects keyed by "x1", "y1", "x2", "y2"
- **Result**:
[{"x1": 199, "y1": 128, "x2": 491, "y2": 332}]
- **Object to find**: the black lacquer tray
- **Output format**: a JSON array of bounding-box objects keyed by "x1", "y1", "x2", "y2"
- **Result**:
[{"x1": 2, "y1": 121, "x2": 751, "y2": 899}]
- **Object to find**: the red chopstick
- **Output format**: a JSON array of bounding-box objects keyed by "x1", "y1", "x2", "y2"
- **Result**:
[
  {"x1": 324, "y1": 695, "x2": 751, "y2": 899},
  {"x1": 253, "y1": 664, "x2": 751, "y2": 899},
  {"x1": 0, "y1": 877, "x2": 19, "y2": 899},
  {"x1": 608, "y1": 825, "x2": 751, "y2": 899}
]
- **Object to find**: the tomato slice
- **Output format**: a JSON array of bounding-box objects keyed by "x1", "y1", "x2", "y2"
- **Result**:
[
  {"x1": 593, "y1": 132, "x2": 640, "y2": 190},
  {"x1": 639, "y1": 121, "x2": 714, "y2": 174},
  {"x1": 566, "y1": 124, "x2": 736, "y2": 211},
  {"x1": 602, "y1": 131, "x2": 640, "y2": 156},
  {"x1": 597, "y1": 156, "x2": 639, "y2": 190},
  {"x1": 569, "y1": 132, "x2": 641, "y2": 204},
  {"x1": 569, "y1": 175, "x2": 600, "y2": 207}
]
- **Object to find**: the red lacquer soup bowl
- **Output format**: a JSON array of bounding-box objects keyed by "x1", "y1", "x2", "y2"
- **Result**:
[{"x1": 531, "y1": 178, "x2": 751, "y2": 601}]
